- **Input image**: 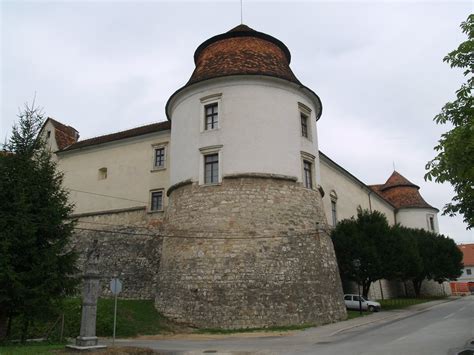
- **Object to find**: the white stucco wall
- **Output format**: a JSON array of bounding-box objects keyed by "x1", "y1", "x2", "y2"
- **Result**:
[
  {"x1": 319, "y1": 157, "x2": 395, "y2": 227},
  {"x1": 56, "y1": 130, "x2": 171, "y2": 215},
  {"x1": 396, "y1": 208, "x2": 439, "y2": 233},
  {"x1": 41, "y1": 120, "x2": 60, "y2": 156},
  {"x1": 168, "y1": 77, "x2": 321, "y2": 187}
]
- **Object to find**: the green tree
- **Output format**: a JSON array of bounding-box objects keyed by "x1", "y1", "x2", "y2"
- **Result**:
[
  {"x1": 331, "y1": 209, "x2": 391, "y2": 298},
  {"x1": 384, "y1": 225, "x2": 422, "y2": 286},
  {"x1": 409, "y1": 229, "x2": 463, "y2": 296},
  {"x1": 0, "y1": 103, "x2": 78, "y2": 341},
  {"x1": 425, "y1": 14, "x2": 474, "y2": 229}
]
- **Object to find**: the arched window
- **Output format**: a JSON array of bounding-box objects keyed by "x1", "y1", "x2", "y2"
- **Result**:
[{"x1": 330, "y1": 190, "x2": 338, "y2": 226}]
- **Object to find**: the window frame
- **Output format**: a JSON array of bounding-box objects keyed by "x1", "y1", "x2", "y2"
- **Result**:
[
  {"x1": 427, "y1": 214, "x2": 436, "y2": 232},
  {"x1": 199, "y1": 145, "x2": 223, "y2": 185},
  {"x1": 330, "y1": 190, "x2": 338, "y2": 226},
  {"x1": 149, "y1": 189, "x2": 164, "y2": 212},
  {"x1": 300, "y1": 151, "x2": 316, "y2": 190},
  {"x1": 200, "y1": 93, "x2": 222, "y2": 133},
  {"x1": 98, "y1": 167, "x2": 107, "y2": 180},
  {"x1": 303, "y1": 160, "x2": 313, "y2": 189},
  {"x1": 151, "y1": 143, "x2": 168, "y2": 171},
  {"x1": 298, "y1": 102, "x2": 312, "y2": 141}
]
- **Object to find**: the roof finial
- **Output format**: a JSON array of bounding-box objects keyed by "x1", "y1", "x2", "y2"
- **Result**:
[
  {"x1": 240, "y1": 0, "x2": 243, "y2": 24},
  {"x1": 393, "y1": 161, "x2": 396, "y2": 171}
]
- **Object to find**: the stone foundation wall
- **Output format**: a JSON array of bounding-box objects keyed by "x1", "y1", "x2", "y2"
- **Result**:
[
  {"x1": 157, "y1": 176, "x2": 347, "y2": 329},
  {"x1": 70, "y1": 209, "x2": 163, "y2": 299}
]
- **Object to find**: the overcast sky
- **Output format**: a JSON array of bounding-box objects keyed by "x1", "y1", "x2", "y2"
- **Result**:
[{"x1": 1, "y1": 0, "x2": 472, "y2": 243}]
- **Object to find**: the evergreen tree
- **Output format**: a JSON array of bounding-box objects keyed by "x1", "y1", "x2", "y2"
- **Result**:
[{"x1": 0, "y1": 103, "x2": 78, "y2": 341}]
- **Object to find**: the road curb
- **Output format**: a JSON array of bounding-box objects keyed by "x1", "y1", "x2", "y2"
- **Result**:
[{"x1": 330, "y1": 297, "x2": 458, "y2": 336}]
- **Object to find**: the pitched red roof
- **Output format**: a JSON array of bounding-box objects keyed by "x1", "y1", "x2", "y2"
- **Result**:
[
  {"x1": 458, "y1": 244, "x2": 474, "y2": 266},
  {"x1": 59, "y1": 121, "x2": 171, "y2": 152},
  {"x1": 46, "y1": 118, "x2": 79, "y2": 150},
  {"x1": 187, "y1": 24, "x2": 300, "y2": 87},
  {"x1": 166, "y1": 24, "x2": 322, "y2": 121},
  {"x1": 368, "y1": 171, "x2": 437, "y2": 211}
]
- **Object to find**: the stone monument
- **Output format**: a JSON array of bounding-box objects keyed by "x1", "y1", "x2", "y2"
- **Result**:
[{"x1": 67, "y1": 241, "x2": 106, "y2": 350}]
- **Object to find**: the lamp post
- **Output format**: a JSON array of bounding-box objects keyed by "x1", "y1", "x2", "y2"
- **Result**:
[{"x1": 353, "y1": 259, "x2": 363, "y2": 315}]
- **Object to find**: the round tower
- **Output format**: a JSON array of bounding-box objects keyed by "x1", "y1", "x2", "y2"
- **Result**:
[
  {"x1": 157, "y1": 25, "x2": 346, "y2": 329},
  {"x1": 377, "y1": 171, "x2": 440, "y2": 233}
]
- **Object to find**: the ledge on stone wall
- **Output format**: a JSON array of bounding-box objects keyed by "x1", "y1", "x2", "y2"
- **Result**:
[
  {"x1": 223, "y1": 172, "x2": 298, "y2": 182},
  {"x1": 167, "y1": 179, "x2": 193, "y2": 196},
  {"x1": 70, "y1": 206, "x2": 146, "y2": 218}
]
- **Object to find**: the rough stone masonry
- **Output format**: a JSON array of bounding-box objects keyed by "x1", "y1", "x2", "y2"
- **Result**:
[{"x1": 156, "y1": 175, "x2": 347, "y2": 329}]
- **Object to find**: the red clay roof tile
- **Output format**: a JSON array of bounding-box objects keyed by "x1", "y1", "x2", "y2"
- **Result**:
[
  {"x1": 59, "y1": 121, "x2": 170, "y2": 152},
  {"x1": 369, "y1": 171, "x2": 437, "y2": 210}
]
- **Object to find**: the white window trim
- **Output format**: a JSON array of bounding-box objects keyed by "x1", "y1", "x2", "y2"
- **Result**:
[
  {"x1": 199, "y1": 145, "x2": 223, "y2": 185},
  {"x1": 330, "y1": 190, "x2": 338, "y2": 226},
  {"x1": 149, "y1": 188, "x2": 165, "y2": 212},
  {"x1": 426, "y1": 214, "x2": 436, "y2": 232},
  {"x1": 298, "y1": 102, "x2": 312, "y2": 142},
  {"x1": 300, "y1": 151, "x2": 315, "y2": 189},
  {"x1": 200, "y1": 93, "x2": 222, "y2": 133},
  {"x1": 151, "y1": 142, "x2": 168, "y2": 171}
]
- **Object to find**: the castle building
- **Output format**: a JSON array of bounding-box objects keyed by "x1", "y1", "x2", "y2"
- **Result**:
[{"x1": 41, "y1": 24, "x2": 447, "y2": 328}]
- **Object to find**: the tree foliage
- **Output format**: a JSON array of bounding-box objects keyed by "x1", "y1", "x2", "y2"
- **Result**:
[
  {"x1": 0, "y1": 103, "x2": 78, "y2": 341},
  {"x1": 332, "y1": 210, "x2": 463, "y2": 298},
  {"x1": 425, "y1": 14, "x2": 474, "y2": 229},
  {"x1": 331, "y1": 209, "x2": 392, "y2": 297},
  {"x1": 409, "y1": 229, "x2": 463, "y2": 296}
]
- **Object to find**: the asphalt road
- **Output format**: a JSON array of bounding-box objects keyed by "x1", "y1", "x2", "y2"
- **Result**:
[{"x1": 113, "y1": 296, "x2": 474, "y2": 355}]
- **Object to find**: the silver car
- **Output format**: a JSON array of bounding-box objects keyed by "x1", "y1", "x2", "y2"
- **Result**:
[{"x1": 344, "y1": 294, "x2": 381, "y2": 312}]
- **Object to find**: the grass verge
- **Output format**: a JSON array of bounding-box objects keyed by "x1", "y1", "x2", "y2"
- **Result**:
[
  {"x1": 196, "y1": 323, "x2": 315, "y2": 334},
  {"x1": 0, "y1": 342, "x2": 64, "y2": 355},
  {"x1": 6, "y1": 298, "x2": 170, "y2": 341}
]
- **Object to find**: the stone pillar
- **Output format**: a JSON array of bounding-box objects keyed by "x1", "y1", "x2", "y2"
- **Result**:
[{"x1": 67, "y1": 242, "x2": 106, "y2": 350}]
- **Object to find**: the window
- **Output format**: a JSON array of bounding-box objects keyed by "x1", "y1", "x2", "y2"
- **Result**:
[
  {"x1": 46, "y1": 130, "x2": 51, "y2": 138},
  {"x1": 98, "y1": 167, "x2": 107, "y2": 180},
  {"x1": 150, "y1": 191, "x2": 163, "y2": 211},
  {"x1": 303, "y1": 160, "x2": 313, "y2": 189},
  {"x1": 330, "y1": 190, "x2": 338, "y2": 226},
  {"x1": 467, "y1": 269, "x2": 472, "y2": 275},
  {"x1": 204, "y1": 103, "x2": 218, "y2": 130},
  {"x1": 428, "y1": 215, "x2": 435, "y2": 231},
  {"x1": 204, "y1": 153, "x2": 219, "y2": 184},
  {"x1": 154, "y1": 147, "x2": 166, "y2": 168},
  {"x1": 344, "y1": 295, "x2": 351, "y2": 301},
  {"x1": 301, "y1": 113, "x2": 309, "y2": 138}
]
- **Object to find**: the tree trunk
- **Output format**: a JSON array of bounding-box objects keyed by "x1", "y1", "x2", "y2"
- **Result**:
[
  {"x1": 20, "y1": 318, "x2": 29, "y2": 343},
  {"x1": 412, "y1": 279, "x2": 423, "y2": 297},
  {"x1": 0, "y1": 307, "x2": 8, "y2": 341},
  {"x1": 362, "y1": 281, "x2": 372, "y2": 298}
]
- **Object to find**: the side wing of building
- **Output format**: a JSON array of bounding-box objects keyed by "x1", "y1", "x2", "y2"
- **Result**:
[{"x1": 319, "y1": 151, "x2": 396, "y2": 227}]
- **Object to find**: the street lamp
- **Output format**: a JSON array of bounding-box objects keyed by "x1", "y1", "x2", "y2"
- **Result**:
[{"x1": 353, "y1": 259, "x2": 363, "y2": 315}]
